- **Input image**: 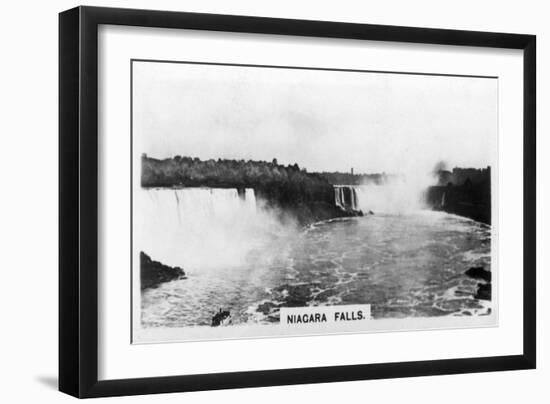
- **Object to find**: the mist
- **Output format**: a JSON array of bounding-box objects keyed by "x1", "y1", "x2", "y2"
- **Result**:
[
  {"x1": 356, "y1": 172, "x2": 435, "y2": 214},
  {"x1": 136, "y1": 188, "x2": 299, "y2": 272}
]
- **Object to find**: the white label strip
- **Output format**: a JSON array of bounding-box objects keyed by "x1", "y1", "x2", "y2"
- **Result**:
[{"x1": 280, "y1": 305, "x2": 372, "y2": 327}]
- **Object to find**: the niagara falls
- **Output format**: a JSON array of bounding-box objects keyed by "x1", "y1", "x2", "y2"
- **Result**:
[{"x1": 137, "y1": 158, "x2": 492, "y2": 330}]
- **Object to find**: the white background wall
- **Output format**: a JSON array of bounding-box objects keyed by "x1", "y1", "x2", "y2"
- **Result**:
[{"x1": 0, "y1": 0, "x2": 546, "y2": 402}]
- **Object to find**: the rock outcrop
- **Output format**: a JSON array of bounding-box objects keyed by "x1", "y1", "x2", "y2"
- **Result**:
[
  {"x1": 464, "y1": 266, "x2": 491, "y2": 283},
  {"x1": 464, "y1": 266, "x2": 492, "y2": 301},
  {"x1": 140, "y1": 252, "x2": 186, "y2": 290}
]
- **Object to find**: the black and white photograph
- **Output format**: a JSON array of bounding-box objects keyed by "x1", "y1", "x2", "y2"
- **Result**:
[{"x1": 132, "y1": 60, "x2": 497, "y2": 343}]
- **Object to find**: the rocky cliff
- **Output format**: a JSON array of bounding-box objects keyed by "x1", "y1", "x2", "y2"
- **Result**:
[
  {"x1": 140, "y1": 252, "x2": 186, "y2": 290},
  {"x1": 426, "y1": 167, "x2": 491, "y2": 224}
]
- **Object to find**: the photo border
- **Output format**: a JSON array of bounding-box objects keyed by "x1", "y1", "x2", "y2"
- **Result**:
[{"x1": 59, "y1": 6, "x2": 536, "y2": 398}]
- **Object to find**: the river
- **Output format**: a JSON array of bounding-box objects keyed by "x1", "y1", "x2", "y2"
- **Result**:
[{"x1": 138, "y1": 187, "x2": 491, "y2": 328}]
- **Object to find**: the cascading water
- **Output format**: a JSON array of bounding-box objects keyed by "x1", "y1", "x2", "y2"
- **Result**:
[
  {"x1": 244, "y1": 188, "x2": 257, "y2": 211},
  {"x1": 334, "y1": 186, "x2": 359, "y2": 211},
  {"x1": 136, "y1": 187, "x2": 283, "y2": 271},
  {"x1": 334, "y1": 186, "x2": 344, "y2": 209}
]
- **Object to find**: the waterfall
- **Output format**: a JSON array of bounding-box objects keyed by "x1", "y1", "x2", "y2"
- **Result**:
[
  {"x1": 136, "y1": 187, "x2": 273, "y2": 271},
  {"x1": 335, "y1": 186, "x2": 344, "y2": 209},
  {"x1": 244, "y1": 188, "x2": 257, "y2": 212},
  {"x1": 334, "y1": 186, "x2": 359, "y2": 211},
  {"x1": 351, "y1": 188, "x2": 358, "y2": 210}
]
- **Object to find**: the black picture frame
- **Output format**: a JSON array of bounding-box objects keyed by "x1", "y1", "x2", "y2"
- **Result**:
[{"x1": 59, "y1": 5, "x2": 536, "y2": 398}]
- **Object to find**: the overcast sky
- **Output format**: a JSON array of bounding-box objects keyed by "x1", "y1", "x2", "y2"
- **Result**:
[{"x1": 133, "y1": 61, "x2": 497, "y2": 174}]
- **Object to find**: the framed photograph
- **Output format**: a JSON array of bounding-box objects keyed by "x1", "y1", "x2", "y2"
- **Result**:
[{"x1": 59, "y1": 6, "x2": 536, "y2": 398}]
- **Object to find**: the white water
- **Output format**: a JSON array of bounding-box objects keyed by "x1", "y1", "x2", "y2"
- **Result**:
[
  {"x1": 141, "y1": 210, "x2": 492, "y2": 327},
  {"x1": 334, "y1": 186, "x2": 358, "y2": 210},
  {"x1": 136, "y1": 188, "x2": 293, "y2": 271}
]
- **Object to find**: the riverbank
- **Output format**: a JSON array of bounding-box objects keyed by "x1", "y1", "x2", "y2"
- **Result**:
[
  {"x1": 426, "y1": 184, "x2": 491, "y2": 224},
  {"x1": 426, "y1": 167, "x2": 491, "y2": 225}
]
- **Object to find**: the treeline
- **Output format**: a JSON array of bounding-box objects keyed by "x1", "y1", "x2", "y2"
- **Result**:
[
  {"x1": 141, "y1": 155, "x2": 361, "y2": 225},
  {"x1": 143, "y1": 155, "x2": 318, "y2": 189},
  {"x1": 435, "y1": 167, "x2": 490, "y2": 186}
]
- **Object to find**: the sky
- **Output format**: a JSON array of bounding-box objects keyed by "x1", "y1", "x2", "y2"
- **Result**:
[{"x1": 133, "y1": 61, "x2": 497, "y2": 175}]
